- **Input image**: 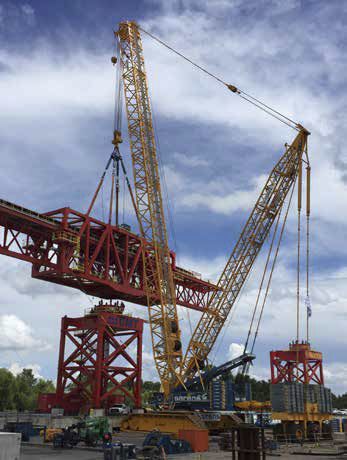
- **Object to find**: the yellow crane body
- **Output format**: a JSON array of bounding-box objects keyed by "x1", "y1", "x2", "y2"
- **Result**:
[
  {"x1": 114, "y1": 20, "x2": 310, "y2": 397},
  {"x1": 116, "y1": 21, "x2": 182, "y2": 393}
]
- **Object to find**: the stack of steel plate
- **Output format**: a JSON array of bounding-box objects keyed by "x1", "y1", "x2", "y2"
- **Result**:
[
  {"x1": 304, "y1": 384, "x2": 316, "y2": 404},
  {"x1": 272, "y1": 383, "x2": 333, "y2": 414},
  {"x1": 225, "y1": 378, "x2": 234, "y2": 410},
  {"x1": 330, "y1": 418, "x2": 340, "y2": 432},
  {"x1": 271, "y1": 384, "x2": 287, "y2": 412},
  {"x1": 209, "y1": 378, "x2": 252, "y2": 410},
  {"x1": 314, "y1": 385, "x2": 333, "y2": 413},
  {"x1": 271, "y1": 383, "x2": 304, "y2": 413},
  {"x1": 211, "y1": 379, "x2": 223, "y2": 410}
]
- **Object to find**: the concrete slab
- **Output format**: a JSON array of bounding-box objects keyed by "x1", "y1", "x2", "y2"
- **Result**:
[
  {"x1": 21, "y1": 445, "x2": 104, "y2": 459},
  {"x1": 0, "y1": 432, "x2": 21, "y2": 460}
]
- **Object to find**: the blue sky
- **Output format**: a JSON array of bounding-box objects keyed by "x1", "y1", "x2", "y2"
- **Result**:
[{"x1": 1, "y1": 0, "x2": 347, "y2": 393}]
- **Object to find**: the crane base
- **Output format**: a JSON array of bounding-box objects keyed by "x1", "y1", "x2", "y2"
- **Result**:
[{"x1": 120, "y1": 411, "x2": 243, "y2": 435}]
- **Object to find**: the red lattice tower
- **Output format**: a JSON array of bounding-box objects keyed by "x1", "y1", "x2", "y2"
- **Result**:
[
  {"x1": 55, "y1": 304, "x2": 143, "y2": 413},
  {"x1": 270, "y1": 341, "x2": 324, "y2": 385}
]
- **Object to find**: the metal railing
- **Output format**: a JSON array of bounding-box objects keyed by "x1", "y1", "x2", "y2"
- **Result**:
[{"x1": 0, "y1": 198, "x2": 59, "y2": 226}]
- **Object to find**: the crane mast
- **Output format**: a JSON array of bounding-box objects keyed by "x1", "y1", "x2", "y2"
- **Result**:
[
  {"x1": 116, "y1": 21, "x2": 182, "y2": 392},
  {"x1": 181, "y1": 128, "x2": 309, "y2": 382}
]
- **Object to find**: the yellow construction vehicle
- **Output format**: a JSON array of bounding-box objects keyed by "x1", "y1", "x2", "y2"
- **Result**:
[{"x1": 114, "y1": 20, "x2": 309, "y2": 394}]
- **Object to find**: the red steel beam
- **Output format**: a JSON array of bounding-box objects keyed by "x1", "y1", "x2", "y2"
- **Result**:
[
  {"x1": 270, "y1": 342, "x2": 324, "y2": 385},
  {"x1": 0, "y1": 199, "x2": 217, "y2": 311}
]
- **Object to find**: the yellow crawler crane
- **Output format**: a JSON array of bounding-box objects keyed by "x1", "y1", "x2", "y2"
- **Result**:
[{"x1": 115, "y1": 21, "x2": 310, "y2": 403}]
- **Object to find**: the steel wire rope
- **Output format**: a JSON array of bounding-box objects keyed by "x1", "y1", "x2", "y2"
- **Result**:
[
  {"x1": 305, "y1": 144, "x2": 311, "y2": 342},
  {"x1": 249, "y1": 178, "x2": 297, "y2": 357},
  {"x1": 139, "y1": 26, "x2": 299, "y2": 130},
  {"x1": 114, "y1": 39, "x2": 123, "y2": 134},
  {"x1": 243, "y1": 206, "x2": 283, "y2": 355},
  {"x1": 73, "y1": 43, "x2": 129, "y2": 309},
  {"x1": 209, "y1": 255, "x2": 258, "y2": 367},
  {"x1": 101, "y1": 182, "x2": 105, "y2": 222},
  {"x1": 148, "y1": 86, "x2": 178, "y2": 254},
  {"x1": 211, "y1": 213, "x2": 281, "y2": 371},
  {"x1": 241, "y1": 185, "x2": 297, "y2": 377}
]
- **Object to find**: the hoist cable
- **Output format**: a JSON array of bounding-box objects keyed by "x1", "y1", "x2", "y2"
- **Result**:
[
  {"x1": 209, "y1": 259, "x2": 258, "y2": 367},
  {"x1": 297, "y1": 160, "x2": 302, "y2": 344},
  {"x1": 243, "y1": 205, "x2": 283, "y2": 354},
  {"x1": 306, "y1": 144, "x2": 311, "y2": 342},
  {"x1": 150, "y1": 90, "x2": 178, "y2": 253},
  {"x1": 114, "y1": 40, "x2": 123, "y2": 133},
  {"x1": 242, "y1": 177, "x2": 297, "y2": 376},
  {"x1": 139, "y1": 26, "x2": 299, "y2": 130},
  {"x1": 250, "y1": 177, "x2": 297, "y2": 355}
]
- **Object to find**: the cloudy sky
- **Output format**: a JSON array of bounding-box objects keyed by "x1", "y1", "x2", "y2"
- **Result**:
[{"x1": 1, "y1": 0, "x2": 347, "y2": 394}]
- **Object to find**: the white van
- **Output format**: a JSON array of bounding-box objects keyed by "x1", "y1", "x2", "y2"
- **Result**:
[{"x1": 108, "y1": 404, "x2": 130, "y2": 416}]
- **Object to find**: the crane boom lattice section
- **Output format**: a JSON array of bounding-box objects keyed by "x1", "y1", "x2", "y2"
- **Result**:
[
  {"x1": 182, "y1": 130, "x2": 309, "y2": 382},
  {"x1": 117, "y1": 21, "x2": 182, "y2": 391}
]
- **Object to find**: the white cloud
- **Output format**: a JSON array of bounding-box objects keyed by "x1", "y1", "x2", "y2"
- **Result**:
[
  {"x1": 0, "y1": 314, "x2": 50, "y2": 352},
  {"x1": 0, "y1": 50, "x2": 113, "y2": 120},
  {"x1": 173, "y1": 152, "x2": 209, "y2": 168},
  {"x1": 9, "y1": 362, "x2": 43, "y2": 380},
  {"x1": 228, "y1": 342, "x2": 245, "y2": 360},
  {"x1": 180, "y1": 175, "x2": 266, "y2": 215},
  {"x1": 21, "y1": 4, "x2": 35, "y2": 25}
]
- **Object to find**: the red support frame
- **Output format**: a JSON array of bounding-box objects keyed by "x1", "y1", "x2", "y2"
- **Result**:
[
  {"x1": 0, "y1": 199, "x2": 217, "y2": 312},
  {"x1": 270, "y1": 342, "x2": 324, "y2": 385},
  {"x1": 55, "y1": 309, "x2": 144, "y2": 413}
]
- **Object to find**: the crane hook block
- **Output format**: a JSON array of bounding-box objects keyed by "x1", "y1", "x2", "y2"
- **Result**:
[
  {"x1": 111, "y1": 56, "x2": 118, "y2": 65},
  {"x1": 227, "y1": 84, "x2": 239, "y2": 93},
  {"x1": 112, "y1": 130, "x2": 123, "y2": 145}
]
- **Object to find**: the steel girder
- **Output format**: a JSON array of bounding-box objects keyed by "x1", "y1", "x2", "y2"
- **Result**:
[{"x1": 0, "y1": 200, "x2": 216, "y2": 310}]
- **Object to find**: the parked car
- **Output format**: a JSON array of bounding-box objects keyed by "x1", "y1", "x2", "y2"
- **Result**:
[{"x1": 108, "y1": 404, "x2": 130, "y2": 416}]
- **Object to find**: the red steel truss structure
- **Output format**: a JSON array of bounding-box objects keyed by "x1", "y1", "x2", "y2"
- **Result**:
[
  {"x1": 56, "y1": 306, "x2": 144, "y2": 411},
  {"x1": 270, "y1": 342, "x2": 324, "y2": 385},
  {"x1": 0, "y1": 199, "x2": 216, "y2": 312}
]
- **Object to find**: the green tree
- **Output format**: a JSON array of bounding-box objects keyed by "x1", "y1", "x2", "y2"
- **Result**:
[
  {"x1": 142, "y1": 380, "x2": 161, "y2": 405},
  {"x1": 332, "y1": 393, "x2": 347, "y2": 409},
  {"x1": 13, "y1": 369, "x2": 37, "y2": 411},
  {"x1": 0, "y1": 368, "x2": 16, "y2": 410},
  {"x1": 0, "y1": 368, "x2": 56, "y2": 411}
]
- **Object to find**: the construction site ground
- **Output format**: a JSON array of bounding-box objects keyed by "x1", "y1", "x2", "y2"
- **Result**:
[
  {"x1": 20, "y1": 445, "x2": 347, "y2": 460},
  {"x1": 21, "y1": 433, "x2": 347, "y2": 460}
]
